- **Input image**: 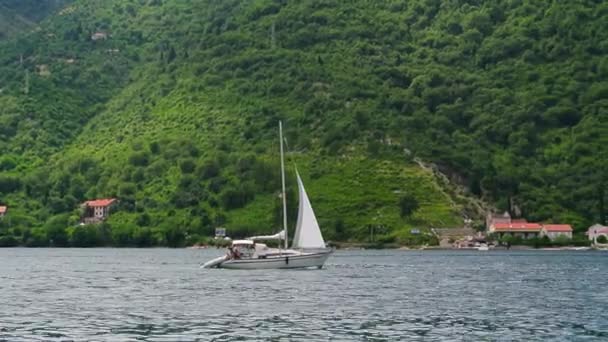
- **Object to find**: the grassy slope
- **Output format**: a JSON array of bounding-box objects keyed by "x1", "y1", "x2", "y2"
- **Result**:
[{"x1": 49, "y1": 62, "x2": 461, "y2": 243}]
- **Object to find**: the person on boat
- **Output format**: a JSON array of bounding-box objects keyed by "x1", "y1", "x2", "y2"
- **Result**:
[
  {"x1": 227, "y1": 246, "x2": 240, "y2": 259},
  {"x1": 232, "y1": 247, "x2": 241, "y2": 259}
]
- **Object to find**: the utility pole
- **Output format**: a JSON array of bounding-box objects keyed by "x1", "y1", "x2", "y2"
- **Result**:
[
  {"x1": 270, "y1": 22, "x2": 276, "y2": 49},
  {"x1": 24, "y1": 69, "x2": 29, "y2": 95}
]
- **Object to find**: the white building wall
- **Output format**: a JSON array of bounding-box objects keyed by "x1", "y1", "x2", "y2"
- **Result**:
[{"x1": 545, "y1": 231, "x2": 572, "y2": 240}]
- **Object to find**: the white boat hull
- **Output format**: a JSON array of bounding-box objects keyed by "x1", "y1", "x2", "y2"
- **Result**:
[
  {"x1": 215, "y1": 251, "x2": 332, "y2": 270},
  {"x1": 201, "y1": 255, "x2": 229, "y2": 269}
]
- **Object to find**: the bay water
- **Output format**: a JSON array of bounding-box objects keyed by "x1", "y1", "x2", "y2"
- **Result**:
[{"x1": 1, "y1": 248, "x2": 607, "y2": 341}]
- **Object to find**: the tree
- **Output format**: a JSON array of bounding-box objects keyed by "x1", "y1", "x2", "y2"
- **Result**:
[
  {"x1": 399, "y1": 194, "x2": 419, "y2": 218},
  {"x1": 180, "y1": 159, "x2": 196, "y2": 174},
  {"x1": 334, "y1": 218, "x2": 345, "y2": 241},
  {"x1": 70, "y1": 225, "x2": 103, "y2": 247},
  {"x1": 44, "y1": 214, "x2": 70, "y2": 247},
  {"x1": 164, "y1": 225, "x2": 186, "y2": 248},
  {"x1": 597, "y1": 235, "x2": 607, "y2": 244},
  {"x1": 0, "y1": 176, "x2": 22, "y2": 194}
]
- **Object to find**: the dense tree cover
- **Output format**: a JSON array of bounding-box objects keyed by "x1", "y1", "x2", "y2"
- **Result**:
[
  {"x1": 0, "y1": 0, "x2": 73, "y2": 40},
  {"x1": 0, "y1": 0, "x2": 607, "y2": 247}
]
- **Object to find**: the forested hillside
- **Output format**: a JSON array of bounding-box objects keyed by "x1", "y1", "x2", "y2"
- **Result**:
[
  {"x1": 0, "y1": 0, "x2": 606, "y2": 247},
  {"x1": 0, "y1": 0, "x2": 72, "y2": 40}
]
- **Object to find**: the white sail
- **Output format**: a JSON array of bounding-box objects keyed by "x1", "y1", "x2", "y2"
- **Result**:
[{"x1": 292, "y1": 171, "x2": 326, "y2": 249}]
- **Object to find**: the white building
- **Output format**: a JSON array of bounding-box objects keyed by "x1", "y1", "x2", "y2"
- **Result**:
[
  {"x1": 91, "y1": 32, "x2": 108, "y2": 41},
  {"x1": 541, "y1": 224, "x2": 573, "y2": 241},
  {"x1": 587, "y1": 224, "x2": 608, "y2": 243}
]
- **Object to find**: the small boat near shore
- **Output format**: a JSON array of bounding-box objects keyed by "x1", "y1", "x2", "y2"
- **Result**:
[{"x1": 202, "y1": 122, "x2": 332, "y2": 269}]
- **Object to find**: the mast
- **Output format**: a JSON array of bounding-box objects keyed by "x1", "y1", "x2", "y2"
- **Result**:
[{"x1": 279, "y1": 121, "x2": 288, "y2": 249}]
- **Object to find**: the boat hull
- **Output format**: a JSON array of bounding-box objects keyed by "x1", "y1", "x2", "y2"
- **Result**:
[
  {"x1": 217, "y1": 251, "x2": 332, "y2": 270},
  {"x1": 201, "y1": 255, "x2": 229, "y2": 269}
]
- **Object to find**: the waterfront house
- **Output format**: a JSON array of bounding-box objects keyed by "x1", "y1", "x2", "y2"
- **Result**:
[
  {"x1": 489, "y1": 222, "x2": 543, "y2": 239},
  {"x1": 587, "y1": 224, "x2": 608, "y2": 243},
  {"x1": 541, "y1": 224, "x2": 573, "y2": 240},
  {"x1": 81, "y1": 198, "x2": 117, "y2": 224},
  {"x1": 0, "y1": 205, "x2": 7, "y2": 219}
]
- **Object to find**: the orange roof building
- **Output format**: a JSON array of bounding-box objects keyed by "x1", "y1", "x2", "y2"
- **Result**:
[
  {"x1": 490, "y1": 220, "x2": 574, "y2": 241},
  {"x1": 83, "y1": 198, "x2": 116, "y2": 207},
  {"x1": 81, "y1": 198, "x2": 117, "y2": 224},
  {"x1": 541, "y1": 224, "x2": 573, "y2": 240}
]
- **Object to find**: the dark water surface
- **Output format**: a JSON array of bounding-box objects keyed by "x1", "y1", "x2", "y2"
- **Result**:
[{"x1": 1, "y1": 249, "x2": 607, "y2": 341}]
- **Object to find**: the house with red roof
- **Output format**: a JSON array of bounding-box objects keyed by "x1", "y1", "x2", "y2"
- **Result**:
[
  {"x1": 489, "y1": 222, "x2": 543, "y2": 239},
  {"x1": 0, "y1": 205, "x2": 7, "y2": 219},
  {"x1": 587, "y1": 224, "x2": 608, "y2": 244},
  {"x1": 81, "y1": 198, "x2": 117, "y2": 224},
  {"x1": 541, "y1": 224, "x2": 573, "y2": 240},
  {"x1": 487, "y1": 210, "x2": 574, "y2": 241}
]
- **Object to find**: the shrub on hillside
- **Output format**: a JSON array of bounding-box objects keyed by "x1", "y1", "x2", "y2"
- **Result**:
[
  {"x1": 69, "y1": 225, "x2": 104, "y2": 247},
  {"x1": 133, "y1": 227, "x2": 155, "y2": 247},
  {"x1": 24, "y1": 228, "x2": 49, "y2": 247},
  {"x1": 220, "y1": 184, "x2": 255, "y2": 210},
  {"x1": 128, "y1": 152, "x2": 150, "y2": 167},
  {"x1": 0, "y1": 235, "x2": 19, "y2": 247},
  {"x1": 199, "y1": 160, "x2": 220, "y2": 180},
  {"x1": 180, "y1": 159, "x2": 196, "y2": 174},
  {"x1": 44, "y1": 214, "x2": 70, "y2": 247},
  {"x1": 398, "y1": 194, "x2": 419, "y2": 218},
  {"x1": 0, "y1": 156, "x2": 17, "y2": 171},
  {"x1": 0, "y1": 176, "x2": 22, "y2": 194}
]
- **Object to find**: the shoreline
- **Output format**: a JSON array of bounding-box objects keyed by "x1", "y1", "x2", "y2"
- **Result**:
[{"x1": 1, "y1": 245, "x2": 602, "y2": 251}]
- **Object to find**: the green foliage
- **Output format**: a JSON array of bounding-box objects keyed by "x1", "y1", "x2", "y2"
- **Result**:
[
  {"x1": 69, "y1": 224, "x2": 108, "y2": 247},
  {"x1": 0, "y1": 235, "x2": 18, "y2": 247},
  {"x1": 0, "y1": 0, "x2": 72, "y2": 40},
  {"x1": 44, "y1": 214, "x2": 70, "y2": 247},
  {"x1": 399, "y1": 195, "x2": 419, "y2": 218},
  {"x1": 0, "y1": 0, "x2": 606, "y2": 247},
  {"x1": 597, "y1": 235, "x2": 607, "y2": 244},
  {"x1": 0, "y1": 176, "x2": 21, "y2": 194},
  {"x1": 0, "y1": 155, "x2": 17, "y2": 171}
]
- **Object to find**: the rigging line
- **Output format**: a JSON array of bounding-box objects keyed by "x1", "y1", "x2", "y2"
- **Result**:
[{"x1": 282, "y1": 136, "x2": 299, "y2": 170}]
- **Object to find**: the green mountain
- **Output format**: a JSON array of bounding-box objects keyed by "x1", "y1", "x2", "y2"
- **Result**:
[
  {"x1": 0, "y1": 0, "x2": 606, "y2": 247},
  {"x1": 0, "y1": 0, "x2": 73, "y2": 40}
]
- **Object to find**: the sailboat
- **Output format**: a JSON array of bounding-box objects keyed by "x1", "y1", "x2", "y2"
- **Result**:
[{"x1": 201, "y1": 122, "x2": 333, "y2": 269}]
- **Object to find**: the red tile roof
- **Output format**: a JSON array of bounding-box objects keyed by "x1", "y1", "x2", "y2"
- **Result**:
[
  {"x1": 543, "y1": 224, "x2": 573, "y2": 232},
  {"x1": 0, "y1": 206, "x2": 6, "y2": 214},
  {"x1": 83, "y1": 198, "x2": 116, "y2": 207},
  {"x1": 492, "y1": 223, "x2": 542, "y2": 231}
]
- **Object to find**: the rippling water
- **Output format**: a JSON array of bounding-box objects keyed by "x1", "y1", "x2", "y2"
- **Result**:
[{"x1": 1, "y1": 248, "x2": 607, "y2": 341}]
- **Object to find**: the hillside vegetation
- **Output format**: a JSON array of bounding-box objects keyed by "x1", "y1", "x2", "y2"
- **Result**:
[
  {"x1": 0, "y1": 0, "x2": 72, "y2": 40},
  {"x1": 0, "y1": 0, "x2": 606, "y2": 247}
]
